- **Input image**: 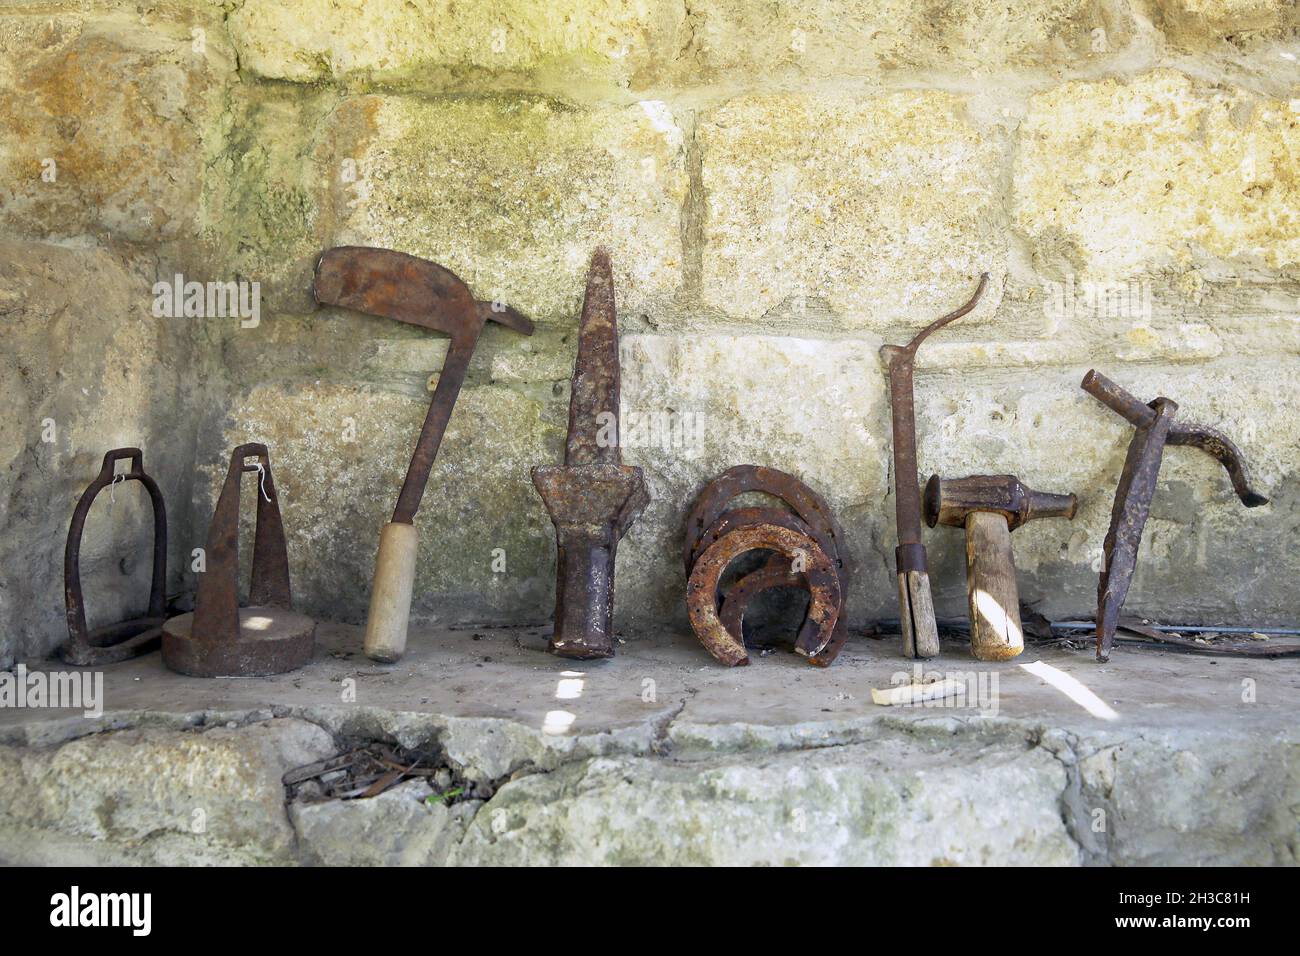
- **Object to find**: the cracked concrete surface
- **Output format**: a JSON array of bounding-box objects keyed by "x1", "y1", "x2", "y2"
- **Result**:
[{"x1": 0, "y1": 623, "x2": 1296, "y2": 865}]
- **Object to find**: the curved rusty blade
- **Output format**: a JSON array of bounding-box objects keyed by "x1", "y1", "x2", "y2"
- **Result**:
[
  {"x1": 313, "y1": 246, "x2": 534, "y2": 525},
  {"x1": 1081, "y1": 370, "x2": 1268, "y2": 508},
  {"x1": 314, "y1": 246, "x2": 480, "y2": 335}
]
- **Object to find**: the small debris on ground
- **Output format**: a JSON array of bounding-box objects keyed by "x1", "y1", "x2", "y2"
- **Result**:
[{"x1": 283, "y1": 743, "x2": 481, "y2": 805}]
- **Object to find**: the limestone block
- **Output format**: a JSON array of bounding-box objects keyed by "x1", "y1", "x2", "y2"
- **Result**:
[
  {"x1": 699, "y1": 92, "x2": 1006, "y2": 329},
  {"x1": 1077, "y1": 730, "x2": 1300, "y2": 864},
  {"x1": 453, "y1": 738, "x2": 1078, "y2": 865},
  {"x1": 199, "y1": 91, "x2": 380, "y2": 315},
  {"x1": 0, "y1": 3, "x2": 235, "y2": 244},
  {"x1": 1150, "y1": 0, "x2": 1300, "y2": 49},
  {"x1": 337, "y1": 95, "x2": 688, "y2": 320},
  {"x1": 1014, "y1": 70, "x2": 1300, "y2": 280},
  {"x1": 685, "y1": 0, "x2": 1132, "y2": 80},
  {"x1": 0, "y1": 718, "x2": 335, "y2": 865},
  {"x1": 291, "y1": 780, "x2": 475, "y2": 866},
  {"x1": 228, "y1": 0, "x2": 688, "y2": 89}
]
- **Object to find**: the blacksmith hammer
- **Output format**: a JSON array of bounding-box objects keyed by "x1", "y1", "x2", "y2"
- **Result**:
[
  {"x1": 880, "y1": 273, "x2": 988, "y2": 658},
  {"x1": 924, "y1": 474, "x2": 1076, "y2": 660},
  {"x1": 1082, "y1": 369, "x2": 1268, "y2": 662},
  {"x1": 313, "y1": 247, "x2": 534, "y2": 662}
]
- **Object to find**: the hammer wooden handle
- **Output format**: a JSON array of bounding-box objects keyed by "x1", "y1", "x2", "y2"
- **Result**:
[{"x1": 963, "y1": 511, "x2": 1024, "y2": 661}]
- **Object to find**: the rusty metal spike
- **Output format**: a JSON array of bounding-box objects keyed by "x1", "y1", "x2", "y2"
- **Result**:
[
  {"x1": 566, "y1": 247, "x2": 620, "y2": 467},
  {"x1": 532, "y1": 250, "x2": 649, "y2": 660}
]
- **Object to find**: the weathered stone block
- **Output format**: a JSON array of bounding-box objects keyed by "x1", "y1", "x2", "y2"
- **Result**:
[
  {"x1": 0, "y1": 718, "x2": 334, "y2": 865},
  {"x1": 1077, "y1": 729, "x2": 1300, "y2": 864},
  {"x1": 1014, "y1": 70, "x2": 1300, "y2": 280},
  {"x1": 291, "y1": 780, "x2": 475, "y2": 866},
  {"x1": 453, "y1": 739, "x2": 1077, "y2": 865},
  {"x1": 0, "y1": 3, "x2": 234, "y2": 245},
  {"x1": 685, "y1": 0, "x2": 1132, "y2": 81},
  {"x1": 200, "y1": 90, "x2": 375, "y2": 314},
  {"x1": 337, "y1": 95, "x2": 688, "y2": 320},
  {"x1": 699, "y1": 92, "x2": 1006, "y2": 329},
  {"x1": 1151, "y1": 0, "x2": 1300, "y2": 49},
  {"x1": 228, "y1": 0, "x2": 688, "y2": 89}
]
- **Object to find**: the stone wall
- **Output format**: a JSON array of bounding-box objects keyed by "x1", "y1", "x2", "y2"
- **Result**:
[{"x1": 2, "y1": 0, "x2": 1298, "y2": 661}]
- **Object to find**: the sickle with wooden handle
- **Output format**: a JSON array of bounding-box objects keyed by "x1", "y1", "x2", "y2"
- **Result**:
[{"x1": 313, "y1": 247, "x2": 534, "y2": 662}]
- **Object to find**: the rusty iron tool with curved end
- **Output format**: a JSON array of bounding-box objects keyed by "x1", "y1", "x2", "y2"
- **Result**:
[
  {"x1": 1082, "y1": 370, "x2": 1269, "y2": 663},
  {"x1": 313, "y1": 246, "x2": 534, "y2": 662},
  {"x1": 532, "y1": 249, "x2": 648, "y2": 660},
  {"x1": 880, "y1": 274, "x2": 989, "y2": 659},
  {"x1": 61, "y1": 448, "x2": 168, "y2": 666},
  {"x1": 162, "y1": 443, "x2": 315, "y2": 677}
]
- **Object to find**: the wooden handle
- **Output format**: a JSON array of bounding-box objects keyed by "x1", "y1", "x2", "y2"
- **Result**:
[
  {"x1": 898, "y1": 569, "x2": 940, "y2": 659},
  {"x1": 363, "y1": 522, "x2": 418, "y2": 662},
  {"x1": 964, "y1": 511, "x2": 1023, "y2": 661}
]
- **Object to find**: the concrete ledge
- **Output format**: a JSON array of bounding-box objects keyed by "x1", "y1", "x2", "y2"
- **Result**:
[{"x1": 0, "y1": 623, "x2": 1296, "y2": 865}]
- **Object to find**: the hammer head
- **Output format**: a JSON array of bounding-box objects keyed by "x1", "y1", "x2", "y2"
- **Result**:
[
  {"x1": 925, "y1": 474, "x2": 1076, "y2": 532},
  {"x1": 312, "y1": 246, "x2": 534, "y2": 339}
]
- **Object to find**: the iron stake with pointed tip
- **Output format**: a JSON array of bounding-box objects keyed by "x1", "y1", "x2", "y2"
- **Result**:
[{"x1": 532, "y1": 250, "x2": 649, "y2": 660}]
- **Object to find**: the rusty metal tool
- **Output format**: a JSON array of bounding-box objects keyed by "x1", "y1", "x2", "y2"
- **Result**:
[
  {"x1": 683, "y1": 466, "x2": 851, "y2": 667},
  {"x1": 1082, "y1": 369, "x2": 1269, "y2": 662},
  {"x1": 313, "y1": 246, "x2": 534, "y2": 662},
  {"x1": 162, "y1": 443, "x2": 315, "y2": 677},
  {"x1": 924, "y1": 474, "x2": 1076, "y2": 661},
  {"x1": 532, "y1": 249, "x2": 648, "y2": 659},
  {"x1": 61, "y1": 448, "x2": 167, "y2": 666},
  {"x1": 880, "y1": 274, "x2": 989, "y2": 658}
]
